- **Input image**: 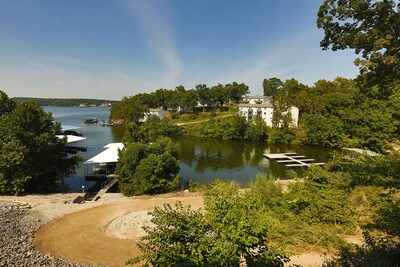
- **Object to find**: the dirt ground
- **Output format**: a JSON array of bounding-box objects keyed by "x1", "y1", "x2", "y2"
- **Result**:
[{"x1": 2, "y1": 192, "x2": 330, "y2": 267}]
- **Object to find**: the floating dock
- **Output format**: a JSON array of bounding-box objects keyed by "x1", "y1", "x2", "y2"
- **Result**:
[{"x1": 263, "y1": 152, "x2": 325, "y2": 168}]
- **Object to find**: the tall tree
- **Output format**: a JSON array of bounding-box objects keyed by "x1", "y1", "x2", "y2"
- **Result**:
[
  {"x1": 225, "y1": 82, "x2": 250, "y2": 103},
  {"x1": 153, "y1": 88, "x2": 173, "y2": 109},
  {"x1": 210, "y1": 83, "x2": 228, "y2": 110},
  {"x1": 116, "y1": 137, "x2": 180, "y2": 196},
  {"x1": 110, "y1": 96, "x2": 148, "y2": 124},
  {"x1": 0, "y1": 98, "x2": 78, "y2": 194},
  {"x1": 272, "y1": 90, "x2": 292, "y2": 128},
  {"x1": 0, "y1": 90, "x2": 16, "y2": 115},
  {"x1": 180, "y1": 89, "x2": 198, "y2": 112},
  {"x1": 317, "y1": 0, "x2": 400, "y2": 97},
  {"x1": 195, "y1": 83, "x2": 211, "y2": 112},
  {"x1": 263, "y1": 77, "x2": 283, "y2": 99}
]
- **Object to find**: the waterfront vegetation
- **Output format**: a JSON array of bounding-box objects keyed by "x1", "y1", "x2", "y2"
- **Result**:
[
  {"x1": 130, "y1": 153, "x2": 400, "y2": 266},
  {"x1": 0, "y1": 91, "x2": 79, "y2": 195},
  {"x1": 116, "y1": 136, "x2": 180, "y2": 196},
  {"x1": 109, "y1": 75, "x2": 399, "y2": 153}
]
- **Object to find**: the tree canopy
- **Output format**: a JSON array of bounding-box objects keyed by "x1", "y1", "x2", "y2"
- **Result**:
[
  {"x1": 116, "y1": 137, "x2": 180, "y2": 196},
  {"x1": 0, "y1": 91, "x2": 78, "y2": 194},
  {"x1": 110, "y1": 96, "x2": 148, "y2": 124},
  {"x1": 317, "y1": 0, "x2": 400, "y2": 97}
]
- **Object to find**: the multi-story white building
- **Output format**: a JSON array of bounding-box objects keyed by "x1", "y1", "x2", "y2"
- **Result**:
[{"x1": 238, "y1": 102, "x2": 299, "y2": 127}]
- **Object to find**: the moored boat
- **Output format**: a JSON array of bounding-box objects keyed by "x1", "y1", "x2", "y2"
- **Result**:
[{"x1": 84, "y1": 117, "x2": 98, "y2": 123}]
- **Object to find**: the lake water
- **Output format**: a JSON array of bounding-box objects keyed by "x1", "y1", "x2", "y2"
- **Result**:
[{"x1": 45, "y1": 106, "x2": 334, "y2": 192}]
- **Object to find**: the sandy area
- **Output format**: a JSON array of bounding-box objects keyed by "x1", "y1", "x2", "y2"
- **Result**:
[{"x1": 0, "y1": 192, "x2": 332, "y2": 267}]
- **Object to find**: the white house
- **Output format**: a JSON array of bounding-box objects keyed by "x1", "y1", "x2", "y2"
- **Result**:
[
  {"x1": 238, "y1": 103, "x2": 299, "y2": 127},
  {"x1": 242, "y1": 95, "x2": 271, "y2": 104},
  {"x1": 141, "y1": 108, "x2": 166, "y2": 122}
]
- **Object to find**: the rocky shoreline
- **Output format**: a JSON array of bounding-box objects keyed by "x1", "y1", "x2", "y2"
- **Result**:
[{"x1": 0, "y1": 203, "x2": 103, "y2": 267}]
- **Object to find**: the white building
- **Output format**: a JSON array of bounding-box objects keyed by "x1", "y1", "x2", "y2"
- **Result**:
[
  {"x1": 141, "y1": 108, "x2": 166, "y2": 122},
  {"x1": 242, "y1": 95, "x2": 271, "y2": 105},
  {"x1": 238, "y1": 103, "x2": 299, "y2": 127}
]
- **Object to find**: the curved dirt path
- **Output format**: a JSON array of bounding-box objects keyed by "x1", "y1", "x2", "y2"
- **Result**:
[{"x1": 35, "y1": 195, "x2": 203, "y2": 267}]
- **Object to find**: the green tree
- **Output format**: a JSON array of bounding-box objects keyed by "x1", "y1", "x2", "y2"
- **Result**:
[
  {"x1": 0, "y1": 90, "x2": 16, "y2": 115},
  {"x1": 245, "y1": 115, "x2": 269, "y2": 141},
  {"x1": 116, "y1": 137, "x2": 180, "y2": 196},
  {"x1": 110, "y1": 96, "x2": 148, "y2": 124},
  {"x1": 223, "y1": 114, "x2": 247, "y2": 140},
  {"x1": 180, "y1": 89, "x2": 198, "y2": 112},
  {"x1": 153, "y1": 88, "x2": 173, "y2": 109},
  {"x1": 0, "y1": 100, "x2": 78, "y2": 194},
  {"x1": 263, "y1": 77, "x2": 283, "y2": 99},
  {"x1": 210, "y1": 83, "x2": 228, "y2": 111},
  {"x1": 196, "y1": 84, "x2": 212, "y2": 112},
  {"x1": 272, "y1": 90, "x2": 292, "y2": 128},
  {"x1": 317, "y1": 0, "x2": 400, "y2": 97},
  {"x1": 123, "y1": 116, "x2": 181, "y2": 144},
  {"x1": 129, "y1": 181, "x2": 290, "y2": 266},
  {"x1": 301, "y1": 113, "x2": 345, "y2": 147},
  {"x1": 225, "y1": 82, "x2": 250, "y2": 103}
]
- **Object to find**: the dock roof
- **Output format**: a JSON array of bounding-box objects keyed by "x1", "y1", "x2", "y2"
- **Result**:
[
  {"x1": 84, "y1": 143, "x2": 124, "y2": 164},
  {"x1": 56, "y1": 135, "x2": 86, "y2": 144}
]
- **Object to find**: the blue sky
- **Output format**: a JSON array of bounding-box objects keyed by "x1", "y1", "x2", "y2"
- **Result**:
[{"x1": 0, "y1": 0, "x2": 359, "y2": 100}]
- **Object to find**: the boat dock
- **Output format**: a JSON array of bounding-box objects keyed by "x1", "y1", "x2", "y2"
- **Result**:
[
  {"x1": 263, "y1": 152, "x2": 325, "y2": 167},
  {"x1": 57, "y1": 134, "x2": 87, "y2": 154},
  {"x1": 83, "y1": 143, "x2": 124, "y2": 180}
]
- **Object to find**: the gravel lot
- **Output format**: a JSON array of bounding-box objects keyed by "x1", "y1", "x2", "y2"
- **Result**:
[{"x1": 0, "y1": 202, "x2": 104, "y2": 267}]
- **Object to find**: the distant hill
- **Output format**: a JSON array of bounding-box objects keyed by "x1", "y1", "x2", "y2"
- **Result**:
[{"x1": 11, "y1": 97, "x2": 119, "y2": 107}]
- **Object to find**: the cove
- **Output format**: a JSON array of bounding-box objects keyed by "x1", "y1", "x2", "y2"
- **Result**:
[{"x1": 44, "y1": 106, "x2": 334, "y2": 192}]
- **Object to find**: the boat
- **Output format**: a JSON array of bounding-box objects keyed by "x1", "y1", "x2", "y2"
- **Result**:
[{"x1": 84, "y1": 117, "x2": 98, "y2": 123}]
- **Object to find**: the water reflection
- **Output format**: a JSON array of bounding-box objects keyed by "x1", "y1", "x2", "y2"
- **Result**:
[{"x1": 172, "y1": 136, "x2": 335, "y2": 185}]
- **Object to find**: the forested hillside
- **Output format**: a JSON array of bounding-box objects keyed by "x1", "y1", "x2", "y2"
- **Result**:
[{"x1": 12, "y1": 97, "x2": 118, "y2": 107}]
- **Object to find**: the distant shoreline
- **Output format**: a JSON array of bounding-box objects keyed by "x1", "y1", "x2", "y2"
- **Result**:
[{"x1": 11, "y1": 97, "x2": 119, "y2": 107}]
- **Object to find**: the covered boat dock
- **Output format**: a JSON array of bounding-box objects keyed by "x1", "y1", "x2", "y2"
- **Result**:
[
  {"x1": 83, "y1": 143, "x2": 124, "y2": 180},
  {"x1": 57, "y1": 135, "x2": 87, "y2": 154}
]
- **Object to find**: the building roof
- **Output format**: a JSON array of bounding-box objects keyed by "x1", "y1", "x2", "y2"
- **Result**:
[
  {"x1": 148, "y1": 108, "x2": 165, "y2": 112},
  {"x1": 56, "y1": 135, "x2": 87, "y2": 144},
  {"x1": 238, "y1": 103, "x2": 274, "y2": 108},
  {"x1": 244, "y1": 95, "x2": 269, "y2": 99},
  {"x1": 84, "y1": 143, "x2": 124, "y2": 164}
]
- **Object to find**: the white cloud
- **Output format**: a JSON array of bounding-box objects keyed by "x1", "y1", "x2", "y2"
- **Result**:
[{"x1": 127, "y1": 1, "x2": 183, "y2": 86}]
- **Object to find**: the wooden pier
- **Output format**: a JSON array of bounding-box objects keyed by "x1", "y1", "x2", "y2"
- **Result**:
[{"x1": 263, "y1": 152, "x2": 325, "y2": 168}]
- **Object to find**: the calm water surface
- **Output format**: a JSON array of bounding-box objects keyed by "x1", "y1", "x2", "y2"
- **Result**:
[{"x1": 45, "y1": 106, "x2": 334, "y2": 192}]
